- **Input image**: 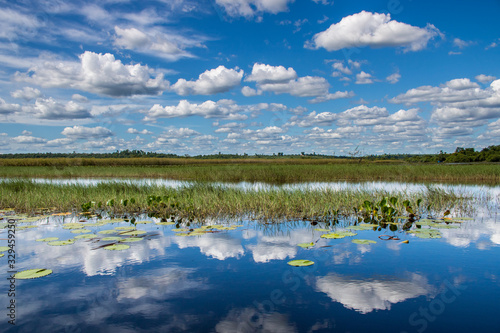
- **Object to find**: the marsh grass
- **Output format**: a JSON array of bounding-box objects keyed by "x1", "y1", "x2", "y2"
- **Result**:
[
  {"x1": 0, "y1": 162, "x2": 498, "y2": 184},
  {"x1": 0, "y1": 180, "x2": 478, "y2": 220}
]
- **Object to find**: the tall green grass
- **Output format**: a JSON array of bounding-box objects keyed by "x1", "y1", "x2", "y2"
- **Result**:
[
  {"x1": 0, "y1": 180, "x2": 478, "y2": 220},
  {"x1": 0, "y1": 163, "x2": 498, "y2": 184}
]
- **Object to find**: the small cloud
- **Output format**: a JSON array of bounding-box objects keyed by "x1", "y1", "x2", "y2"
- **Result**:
[
  {"x1": 448, "y1": 51, "x2": 462, "y2": 55},
  {"x1": 475, "y1": 74, "x2": 497, "y2": 84},
  {"x1": 453, "y1": 38, "x2": 472, "y2": 49},
  {"x1": 355, "y1": 71, "x2": 373, "y2": 84},
  {"x1": 11, "y1": 87, "x2": 42, "y2": 101},
  {"x1": 127, "y1": 128, "x2": 153, "y2": 135},
  {"x1": 386, "y1": 72, "x2": 401, "y2": 84}
]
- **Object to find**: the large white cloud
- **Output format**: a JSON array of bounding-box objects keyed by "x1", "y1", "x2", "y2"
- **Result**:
[
  {"x1": 15, "y1": 51, "x2": 168, "y2": 97},
  {"x1": 246, "y1": 63, "x2": 297, "y2": 83},
  {"x1": 145, "y1": 99, "x2": 282, "y2": 121},
  {"x1": 391, "y1": 78, "x2": 500, "y2": 127},
  {"x1": 309, "y1": 11, "x2": 441, "y2": 52},
  {"x1": 171, "y1": 66, "x2": 244, "y2": 95},
  {"x1": 62, "y1": 125, "x2": 114, "y2": 139},
  {"x1": 0, "y1": 98, "x2": 21, "y2": 115},
  {"x1": 24, "y1": 97, "x2": 91, "y2": 120},
  {"x1": 216, "y1": 0, "x2": 294, "y2": 19},
  {"x1": 11, "y1": 87, "x2": 42, "y2": 101}
]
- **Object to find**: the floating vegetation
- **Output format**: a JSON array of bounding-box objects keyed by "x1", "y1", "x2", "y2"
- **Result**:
[
  {"x1": 172, "y1": 228, "x2": 190, "y2": 232},
  {"x1": 156, "y1": 222, "x2": 175, "y2": 226},
  {"x1": 104, "y1": 244, "x2": 130, "y2": 251},
  {"x1": 18, "y1": 225, "x2": 38, "y2": 230},
  {"x1": 14, "y1": 269, "x2": 53, "y2": 279},
  {"x1": 135, "y1": 221, "x2": 153, "y2": 224},
  {"x1": 288, "y1": 260, "x2": 314, "y2": 267},
  {"x1": 352, "y1": 239, "x2": 377, "y2": 245},
  {"x1": 121, "y1": 230, "x2": 146, "y2": 236},
  {"x1": 408, "y1": 229, "x2": 442, "y2": 239},
  {"x1": 36, "y1": 237, "x2": 59, "y2": 242},
  {"x1": 63, "y1": 225, "x2": 84, "y2": 230},
  {"x1": 70, "y1": 229, "x2": 92, "y2": 234},
  {"x1": 120, "y1": 237, "x2": 143, "y2": 243},
  {"x1": 0, "y1": 253, "x2": 4, "y2": 258},
  {"x1": 74, "y1": 234, "x2": 97, "y2": 239},
  {"x1": 321, "y1": 231, "x2": 357, "y2": 239},
  {"x1": 48, "y1": 239, "x2": 75, "y2": 246},
  {"x1": 297, "y1": 242, "x2": 315, "y2": 249},
  {"x1": 348, "y1": 224, "x2": 377, "y2": 231},
  {"x1": 314, "y1": 228, "x2": 330, "y2": 232},
  {"x1": 0, "y1": 246, "x2": 9, "y2": 252},
  {"x1": 98, "y1": 230, "x2": 118, "y2": 235},
  {"x1": 101, "y1": 237, "x2": 123, "y2": 241},
  {"x1": 115, "y1": 226, "x2": 135, "y2": 231}
]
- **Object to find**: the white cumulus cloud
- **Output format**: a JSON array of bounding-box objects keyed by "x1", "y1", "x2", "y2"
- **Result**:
[
  {"x1": 309, "y1": 11, "x2": 441, "y2": 52},
  {"x1": 62, "y1": 125, "x2": 114, "y2": 139},
  {"x1": 216, "y1": 0, "x2": 294, "y2": 19},
  {"x1": 171, "y1": 66, "x2": 244, "y2": 95},
  {"x1": 15, "y1": 51, "x2": 168, "y2": 97},
  {"x1": 11, "y1": 87, "x2": 42, "y2": 101}
]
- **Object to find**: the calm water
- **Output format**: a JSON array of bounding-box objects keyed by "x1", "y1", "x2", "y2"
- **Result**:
[{"x1": 0, "y1": 181, "x2": 499, "y2": 332}]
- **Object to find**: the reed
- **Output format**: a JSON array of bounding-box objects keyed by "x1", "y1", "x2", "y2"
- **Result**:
[
  {"x1": 0, "y1": 180, "x2": 478, "y2": 220},
  {"x1": 0, "y1": 163, "x2": 498, "y2": 184}
]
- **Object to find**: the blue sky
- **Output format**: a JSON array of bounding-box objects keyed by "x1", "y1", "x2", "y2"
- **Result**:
[{"x1": 1, "y1": 0, "x2": 499, "y2": 155}]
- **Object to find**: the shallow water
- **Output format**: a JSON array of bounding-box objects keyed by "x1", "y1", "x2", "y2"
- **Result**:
[{"x1": 0, "y1": 209, "x2": 499, "y2": 332}]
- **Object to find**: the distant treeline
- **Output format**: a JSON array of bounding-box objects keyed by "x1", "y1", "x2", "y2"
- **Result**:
[{"x1": 0, "y1": 145, "x2": 498, "y2": 163}]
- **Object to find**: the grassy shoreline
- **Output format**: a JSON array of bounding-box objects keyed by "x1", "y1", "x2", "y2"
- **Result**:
[
  {"x1": 0, "y1": 180, "x2": 478, "y2": 220},
  {"x1": 0, "y1": 163, "x2": 499, "y2": 184}
]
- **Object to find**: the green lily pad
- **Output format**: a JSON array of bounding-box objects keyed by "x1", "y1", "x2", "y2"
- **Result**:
[
  {"x1": 74, "y1": 234, "x2": 98, "y2": 239},
  {"x1": 429, "y1": 223, "x2": 460, "y2": 229},
  {"x1": 172, "y1": 228, "x2": 190, "y2": 232},
  {"x1": 0, "y1": 253, "x2": 4, "y2": 258},
  {"x1": 314, "y1": 228, "x2": 330, "y2": 232},
  {"x1": 352, "y1": 239, "x2": 377, "y2": 245},
  {"x1": 18, "y1": 217, "x2": 44, "y2": 223},
  {"x1": 287, "y1": 260, "x2": 314, "y2": 267},
  {"x1": 98, "y1": 230, "x2": 117, "y2": 235},
  {"x1": 98, "y1": 219, "x2": 125, "y2": 224},
  {"x1": 115, "y1": 226, "x2": 136, "y2": 231},
  {"x1": 156, "y1": 222, "x2": 175, "y2": 226},
  {"x1": 120, "y1": 230, "x2": 146, "y2": 236},
  {"x1": 394, "y1": 216, "x2": 410, "y2": 219},
  {"x1": 84, "y1": 223, "x2": 106, "y2": 227},
  {"x1": 120, "y1": 237, "x2": 143, "y2": 243},
  {"x1": 135, "y1": 221, "x2": 153, "y2": 224},
  {"x1": 18, "y1": 225, "x2": 38, "y2": 230},
  {"x1": 348, "y1": 224, "x2": 376, "y2": 231},
  {"x1": 297, "y1": 242, "x2": 315, "y2": 249},
  {"x1": 0, "y1": 246, "x2": 10, "y2": 252},
  {"x1": 47, "y1": 239, "x2": 75, "y2": 246},
  {"x1": 71, "y1": 229, "x2": 92, "y2": 234},
  {"x1": 63, "y1": 225, "x2": 84, "y2": 230},
  {"x1": 101, "y1": 237, "x2": 123, "y2": 241},
  {"x1": 36, "y1": 237, "x2": 59, "y2": 242},
  {"x1": 408, "y1": 229, "x2": 442, "y2": 239},
  {"x1": 14, "y1": 269, "x2": 52, "y2": 279},
  {"x1": 104, "y1": 244, "x2": 130, "y2": 251}
]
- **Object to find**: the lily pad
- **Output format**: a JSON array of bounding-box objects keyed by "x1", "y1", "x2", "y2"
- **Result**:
[
  {"x1": 287, "y1": 260, "x2": 314, "y2": 267},
  {"x1": 98, "y1": 230, "x2": 118, "y2": 235},
  {"x1": 0, "y1": 253, "x2": 4, "y2": 258},
  {"x1": 156, "y1": 222, "x2": 175, "y2": 226},
  {"x1": 121, "y1": 230, "x2": 146, "y2": 236},
  {"x1": 120, "y1": 237, "x2": 143, "y2": 243},
  {"x1": 71, "y1": 229, "x2": 92, "y2": 234},
  {"x1": 314, "y1": 228, "x2": 330, "y2": 232},
  {"x1": 18, "y1": 225, "x2": 38, "y2": 230},
  {"x1": 297, "y1": 242, "x2": 315, "y2": 249},
  {"x1": 74, "y1": 234, "x2": 97, "y2": 239},
  {"x1": 47, "y1": 239, "x2": 75, "y2": 246},
  {"x1": 14, "y1": 269, "x2": 52, "y2": 279},
  {"x1": 115, "y1": 226, "x2": 136, "y2": 231},
  {"x1": 348, "y1": 224, "x2": 376, "y2": 231},
  {"x1": 172, "y1": 228, "x2": 190, "y2": 232},
  {"x1": 101, "y1": 236, "x2": 123, "y2": 241},
  {"x1": 104, "y1": 244, "x2": 130, "y2": 251},
  {"x1": 63, "y1": 225, "x2": 84, "y2": 230},
  {"x1": 0, "y1": 246, "x2": 10, "y2": 252},
  {"x1": 135, "y1": 221, "x2": 153, "y2": 224},
  {"x1": 408, "y1": 229, "x2": 442, "y2": 239},
  {"x1": 352, "y1": 239, "x2": 377, "y2": 245},
  {"x1": 36, "y1": 237, "x2": 59, "y2": 242},
  {"x1": 84, "y1": 223, "x2": 106, "y2": 227}
]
